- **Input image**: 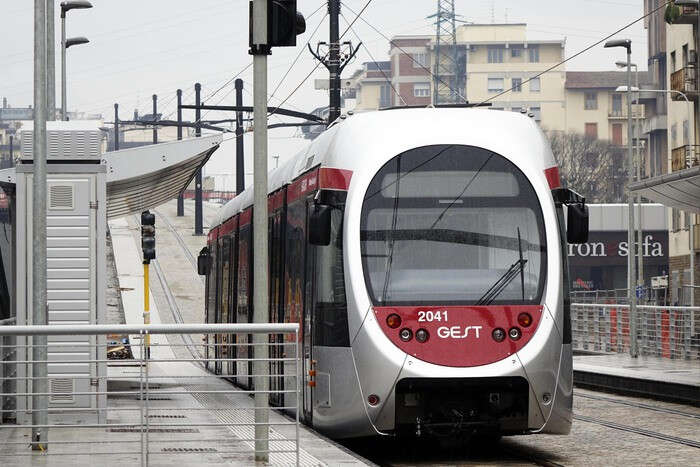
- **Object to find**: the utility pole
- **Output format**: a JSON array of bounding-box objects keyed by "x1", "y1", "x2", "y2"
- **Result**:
[
  {"x1": 113, "y1": 103, "x2": 119, "y2": 150},
  {"x1": 152, "y1": 94, "x2": 158, "y2": 144},
  {"x1": 308, "y1": 0, "x2": 359, "y2": 125},
  {"x1": 194, "y1": 83, "x2": 203, "y2": 236},
  {"x1": 33, "y1": 0, "x2": 49, "y2": 451},
  {"x1": 176, "y1": 89, "x2": 184, "y2": 216},
  {"x1": 235, "y1": 78, "x2": 245, "y2": 195},
  {"x1": 251, "y1": 0, "x2": 270, "y2": 461},
  {"x1": 625, "y1": 45, "x2": 638, "y2": 357},
  {"x1": 328, "y1": 0, "x2": 341, "y2": 123},
  {"x1": 46, "y1": 0, "x2": 55, "y2": 120}
]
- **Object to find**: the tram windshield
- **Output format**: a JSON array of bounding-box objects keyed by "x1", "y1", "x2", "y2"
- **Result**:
[{"x1": 360, "y1": 145, "x2": 547, "y2": 306}]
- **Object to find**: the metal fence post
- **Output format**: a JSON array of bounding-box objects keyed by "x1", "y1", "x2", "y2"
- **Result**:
[
  {"x1": 139, "y1": 331, "x2": 145, "y2": 467},
  {"x1": 295, "y1": 328, "x2": 300, "y2": 467}
]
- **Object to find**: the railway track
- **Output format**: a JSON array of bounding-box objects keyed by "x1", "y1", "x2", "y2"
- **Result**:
[
  {"x1": 131, "y1": 212, "x2": 203, "y2": 363},
  {"x1": 573, "y1": 414, "x2": 700, "y2": 448},
  {"x1": 575, "y1": 391, "x2": 700, "y2": 419}
]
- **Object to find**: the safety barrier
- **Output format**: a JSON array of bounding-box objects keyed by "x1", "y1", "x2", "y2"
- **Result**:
[
  {"x1": 571, "y1": 303, "x2": 700, "y2": 359},
  {"x1": 0, "y1": 323, "x2": 300, "y2": 466}
]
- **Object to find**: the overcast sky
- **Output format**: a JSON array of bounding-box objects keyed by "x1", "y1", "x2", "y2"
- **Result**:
[{"x1": 1, "y1": 0, "x2": 649, "y2": 187}]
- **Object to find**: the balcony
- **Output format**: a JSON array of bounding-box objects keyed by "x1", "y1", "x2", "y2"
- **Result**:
[
  {"x1": 671, "y1": 144, "x2": 700, "y2": 171},
  {"x1": 608, "y1": 104, "x2": 645, "y2": 120},
  {"x1": 670, "y1": 67, "x2": 698, "y2": 101}
]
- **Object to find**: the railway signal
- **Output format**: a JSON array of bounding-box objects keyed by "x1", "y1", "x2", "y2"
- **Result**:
[
  {"x1": 141, "y1": 210, "x2": 156, "y2": 358},
  {"x1": 249, "y1": 0, "x2": 306, "y2": 53}
]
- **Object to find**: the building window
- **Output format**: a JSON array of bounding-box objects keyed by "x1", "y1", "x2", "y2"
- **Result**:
[
  {"x1": 530, "y1": 77, "x2": 541, "y2": 92},
  {"x1": 528, "y1": 45, "x2": 540, "y2": 62},
  {"x1": 413, "y1": 53, "x2": 428, "y2": 68},
  {"x1": 380, "y1": 84, "x2": 392, "y2": 108},
  {"x1": 612, "y1": 94, "x2": 622, "y2": 114},
  {"x1": 672, "y1": 209, "x2": 680, "y2": 231},
  {"x1": 511, "y1": 46, "x2": 522, "y2": 58},
  {"x1": 488, "y1": 46, "x2": 504, "y2": 63},
  {"x1": 584, "y1": 92, "x2": 597, "y2": 110},
  {"x1": 512, "y1": 78, "x2": 522, "y2": 92},
  {"x1": 612, "y1": 123, "x2": 623, "y2": 146},
  {"x1": 682, "y1": 44, "x2": 688, "y2": 67},
  {"x1": 671, "y1": 123, "x2": 677, "y2": 146},
  {"x1": 413, "y1": 83, "x2": 431, "y2": 98},
  {"x1": 670, "y1": 50, "x2": 676, "y2": 72},
  {"x1": 487, "y1": 77, "x2": 504, "y2": 93},
  {"x1": 585, "y1": 122, "x2": 598, "y2": 139},
  {"x1": 530, "y1": 106, "x2": 541, "y2": 121},
  {"x1": 683, "y1": 120, "x2": 689, "y2": 144}
]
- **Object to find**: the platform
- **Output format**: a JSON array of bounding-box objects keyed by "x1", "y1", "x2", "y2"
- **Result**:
[
  {"x1": 573, "y1": 352, "x2": 700, "y2": 406},
  {"x1": 106, "y1": 199, "x2": 369, "y2": 466}
]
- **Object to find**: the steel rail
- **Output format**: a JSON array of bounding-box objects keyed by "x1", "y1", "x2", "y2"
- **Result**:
[
  {"x1": 574, "y1": 414, "x2": 700, "y2": 448},
  {"x1": 575, "y1": 392, "x2": 700, "y2": 419}
]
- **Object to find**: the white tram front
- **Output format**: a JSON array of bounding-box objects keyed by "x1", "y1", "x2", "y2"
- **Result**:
[{"x1": 201, "y1": 108, "x2": 588, "y2": 439}]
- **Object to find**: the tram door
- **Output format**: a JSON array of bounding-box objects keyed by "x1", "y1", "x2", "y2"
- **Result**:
[
  {"x1": 302, "y1": 199, "x2": 316, "y2": 423},
  {"x1": 269, "y1": 202, "x2": 286, "y2": 407},
  {"x1": 205, "y1": 241, "x2": 219, "y2": 372},
  {"x1": 285, "y1": 196, "x2": 312, "y2": 422},
  {"x1": 236, "y1": 219, "x2": 253, "y2": 389},
  {"x1": 217, "y1": 237, "x2": 231, "y2": 376}
]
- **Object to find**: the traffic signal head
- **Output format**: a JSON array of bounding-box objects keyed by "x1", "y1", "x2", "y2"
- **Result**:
[
  {"x1": 141, "y1": 210, "x2": 156, "y2": 262},
  {"x1": 249, "y1": 0, "x2": 306, "y2": 54},
  {"x1": 141, "y1": 211, "x2": 155, "y2": 226}
]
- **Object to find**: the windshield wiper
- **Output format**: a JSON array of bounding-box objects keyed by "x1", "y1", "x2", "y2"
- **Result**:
[{"x1": 475, "y1": 228, "x2": 527, "y2": 306}]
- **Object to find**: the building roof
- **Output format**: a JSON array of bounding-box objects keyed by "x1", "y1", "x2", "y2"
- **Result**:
[{"x1": 565, "y1": 71, "x2": 652, "y2": 89}]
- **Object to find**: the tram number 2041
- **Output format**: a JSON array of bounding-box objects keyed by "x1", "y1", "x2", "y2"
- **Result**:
[{"x1": 417, "y1": 310, "x2": 449, "y2": 322}]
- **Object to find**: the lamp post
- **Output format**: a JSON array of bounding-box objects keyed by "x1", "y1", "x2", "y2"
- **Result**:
[
  {"x1": 616, "y1": 60, "x2": 645, "y2": 291},
  {"x1": 605, "y1": 38, "x2": 638, "y2": 357},
  {"x1": 60, "y1": 1, "x2": 92, "y2": 121},
  {"x1": 617, "y1": 86, "x2": 695, "y2": 308}
]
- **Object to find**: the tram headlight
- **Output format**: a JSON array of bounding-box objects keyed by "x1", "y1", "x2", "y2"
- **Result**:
[
  {"x1": 518, "y1": 312, "x2": 532, "y2": 327},
  {"x1": 399, "y1": 328, "x2": 413, "y2": 342},
  {"x1": 415, "y1": 328, "x2": 429, "y2": 343},
  {"x1": 492, "y1": 328, "x2": 506, "y2": 342},
  {"x1": 386, "y1": 314, "x2": 401, "y2": 329},
  {"x1": 509, "y1": 327, "x2": 522, "y2": 340}
]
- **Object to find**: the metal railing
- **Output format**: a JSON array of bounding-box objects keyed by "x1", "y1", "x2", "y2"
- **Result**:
[
  {"x1": 571, "y1": 303, "x2": 700, "y2": 359},
  {"x1": 0, "y1": 323, "x2": 300, "y2": 466},
  {"x1": 0, "y1": 317, "x2": 16, "y2": 424},
  {"x1": 671, "y1": 144, "x2": 700, "y2": 171},
  {"x1": 670, "y1": 66, "x2": 698, "y2": 98}
]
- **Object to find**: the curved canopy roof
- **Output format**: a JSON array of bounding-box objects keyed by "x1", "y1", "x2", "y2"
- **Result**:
[{"x1": 629, "y1": 166, "x2": 700, "y2": 214}]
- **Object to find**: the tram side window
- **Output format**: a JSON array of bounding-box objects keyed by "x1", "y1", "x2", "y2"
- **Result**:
[
  {"x1": 269, "y1": 211, "x2": 285, "y2": 323},
  {"x1": 313, "y1": 204, "x2": 350, "y2": 347},
  {"x1": 207, "y1": 241, "x2": 218, "y2": 325},
  {"x1": 0, "y1": 192, "x2": 12, "y2": 320},
  {"x1": 220, "y1": 238, "x2": 231, "y2": 326},
  {"x1": 284, "y1": 202, "x2": 306, "y2": 330},
  {"x1": 237, "y1": 226, "x2": 251, "y2": 323}
]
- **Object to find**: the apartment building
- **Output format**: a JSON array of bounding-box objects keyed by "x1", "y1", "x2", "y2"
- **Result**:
[
  {"x1": 346, "y1": 61, "x2": 394, "y2": 111},
  {"x1": 564, "y1": 71, "x2": 649, "y2": 144},
  {"x1": 456, "y1": 24, "x2": 566, "y2": 129},
  {"x1": 664, "y1": 4, "x2": 699, "y2": 306}
]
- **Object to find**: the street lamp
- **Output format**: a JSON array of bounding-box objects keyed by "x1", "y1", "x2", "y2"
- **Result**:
[
  {"x1": 605, "y1": 38, "x2": 638, "y2": 357},
  {"x1": 617, "y1": 86, "x2": 695, "y2": 308},
  {"x1": 60, "y1": 1, "x2": 92, "y2": 121},
  {"x1": 616, "y1": 61, "x2": 644, "y2": 291}
]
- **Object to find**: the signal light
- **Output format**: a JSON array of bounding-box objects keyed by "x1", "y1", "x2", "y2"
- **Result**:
[
  {"x1": 249, "y1": 0, "x2": 306, "y2": 54},
  {"x1": 399, "y1": 328, "x2": 413, "y2": 342},
  {"x1": 386, "y1": 314, "x2": 401, "y2": 329},
  {"x1": 509, "y1": 327, "x2": 522, "y2": 340},
  {"x1": 141, "y1": 210, "x2": 156, "y2": 262},
  {"x1": 518, "y1": 313, "x2": 533, "y2": 327},
  {"x1": 367, "y1": 394, "x2": 380, "y2": 406},
  {"x1": 492, "y1": 328, "x2": 506, "y2": 342},
  {"x1": 415, "y1": 328, "x2": 429, "y2": 343}
]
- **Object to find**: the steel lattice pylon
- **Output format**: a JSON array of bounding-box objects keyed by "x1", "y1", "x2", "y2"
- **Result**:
[{"x1": 429, "y1": 0, "x2": 466, "y2": 104}]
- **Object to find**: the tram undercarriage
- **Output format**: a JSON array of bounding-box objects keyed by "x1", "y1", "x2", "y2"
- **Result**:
[{"x1": 394, "y1": 377, "x2": 530, "y2": 437}]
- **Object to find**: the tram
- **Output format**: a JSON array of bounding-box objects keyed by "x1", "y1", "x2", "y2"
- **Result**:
[{"x1": 199, "y1": 107, "x2": 588, "y2": 439}]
